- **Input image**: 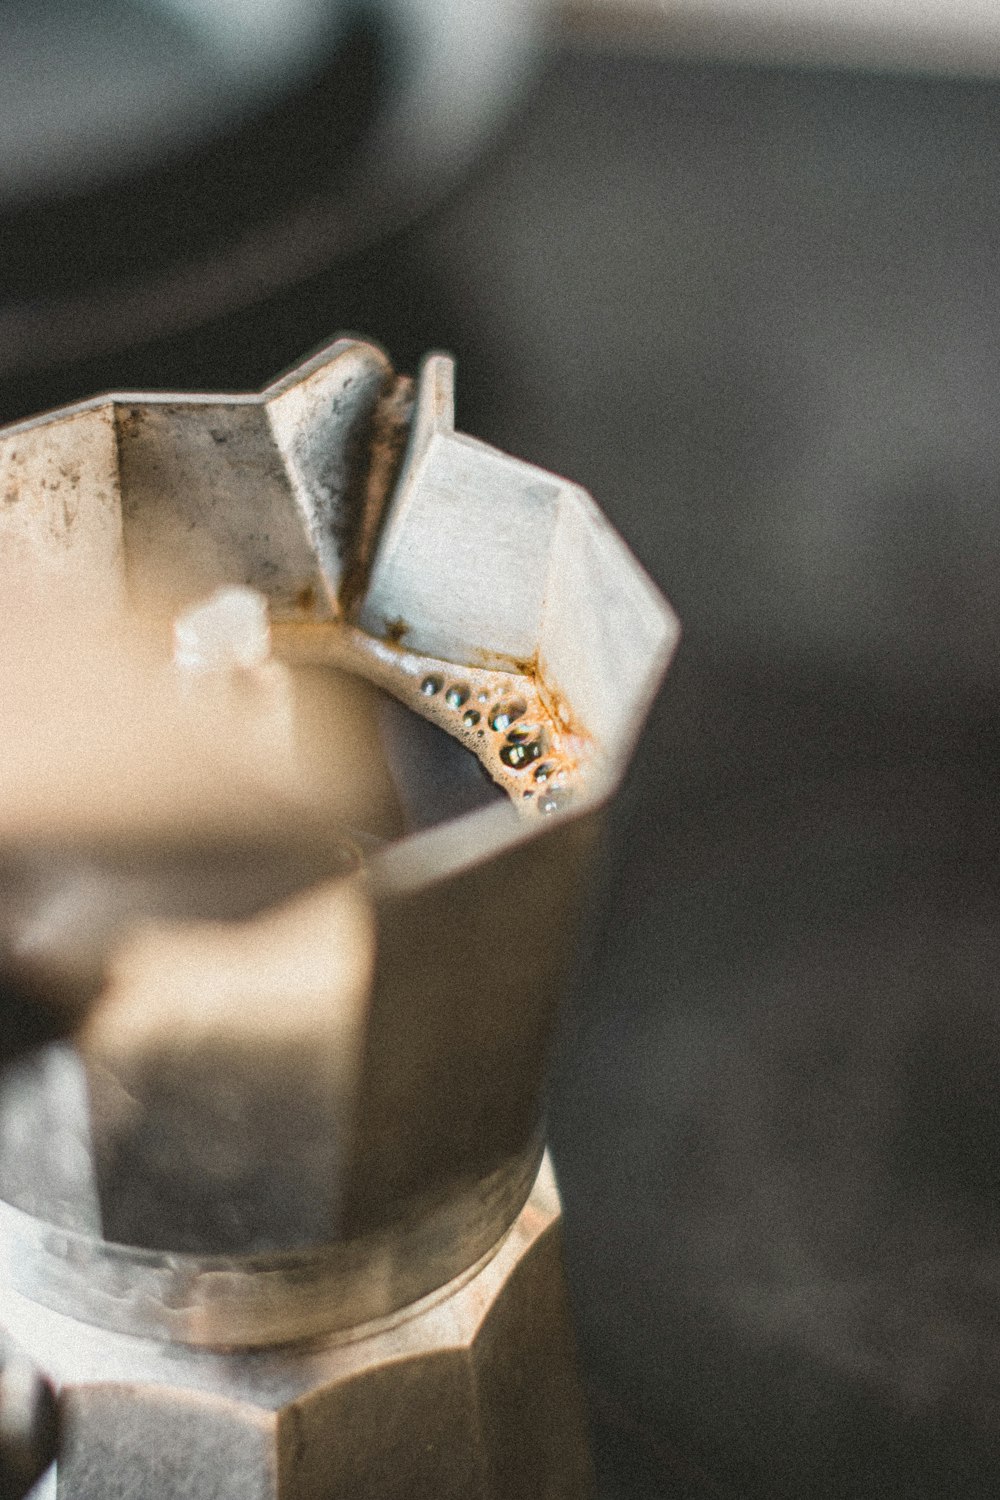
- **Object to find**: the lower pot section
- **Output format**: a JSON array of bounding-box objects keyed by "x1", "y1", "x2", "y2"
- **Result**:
[{"x1": 6, "y1": 1154, "x2": 593, "y2": 1500}]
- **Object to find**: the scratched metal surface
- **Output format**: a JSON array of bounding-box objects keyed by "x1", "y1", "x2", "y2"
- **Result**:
[{"x1": 6, "y1": 42, "x2": 1000, "y2": 1500}]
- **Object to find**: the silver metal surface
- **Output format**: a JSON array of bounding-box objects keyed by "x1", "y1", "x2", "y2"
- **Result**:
[
  {"x1": 0, "y1": 1336, "x2": 57, "y2": 1500},
  {"x1": 0, "y1": 337, "x2": 678, "y2": 1496},
  {"x1": 3, "y1": 1157, "x2": 592, "y2": 1500},
  {"x1": 0, "y1": 1138, "x2": 543, "y2": 1349}
]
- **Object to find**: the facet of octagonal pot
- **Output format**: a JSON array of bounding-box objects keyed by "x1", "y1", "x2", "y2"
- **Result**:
[{"x1": 0, "y1": 338, "x2": 679, "y2": 1341}]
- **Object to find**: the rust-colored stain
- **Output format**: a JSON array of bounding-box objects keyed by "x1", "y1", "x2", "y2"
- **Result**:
[{"x1": 115, "y1": 406, "x2": 146, "y2": 440}]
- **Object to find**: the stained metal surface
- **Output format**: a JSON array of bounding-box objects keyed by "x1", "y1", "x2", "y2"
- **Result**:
[{"x1": 0, "y1": 336, "x2": 676, "y2": 1494}]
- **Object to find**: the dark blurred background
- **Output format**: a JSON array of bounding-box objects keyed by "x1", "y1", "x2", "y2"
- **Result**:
[{"x1": 5, "y1": 5, "x2": 1000, "y2": 1496}]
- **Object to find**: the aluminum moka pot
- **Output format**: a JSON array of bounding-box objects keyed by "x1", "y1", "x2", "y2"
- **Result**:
[{"x1": 0, "y1": 339, "x2": 678, "y2": 1500}]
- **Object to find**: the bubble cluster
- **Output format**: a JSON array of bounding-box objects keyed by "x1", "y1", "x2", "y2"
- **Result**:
[
  {"x1": 414, "y1": 674, "x2": 578, "y2": 816},
  {"x1": 326, "y1": 628, "x2": 584, "y2": 821}
]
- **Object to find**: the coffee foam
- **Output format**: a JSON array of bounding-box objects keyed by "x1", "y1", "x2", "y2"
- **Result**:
[{"x1": 271, "y1": 622, "x2": 594, "y2": 819}]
